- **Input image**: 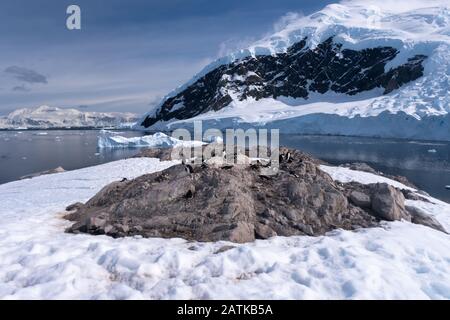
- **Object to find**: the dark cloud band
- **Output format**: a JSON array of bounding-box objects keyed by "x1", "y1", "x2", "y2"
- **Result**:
[
  {"x1": 4, "y1": 66, "x2": 47, "y2": 84},
  {"x1": 12, "y1": 85, "x2": 31, "y2": 92}
]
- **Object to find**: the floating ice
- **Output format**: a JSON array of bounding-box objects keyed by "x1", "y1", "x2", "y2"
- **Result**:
[{"x1": 97, "y1": 132, "x2": 205, "y2": 149}]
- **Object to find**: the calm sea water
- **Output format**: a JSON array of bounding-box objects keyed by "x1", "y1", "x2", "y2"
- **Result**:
[
  {"x1": 280, "y1": 134, "x2": 450, "y2": 202},
  {"x1": 1, "y1": 130, "x2": 450, "y2": 202},
  {"x1": 0, "y1": 130, "x2": 144, "y2": 184}
]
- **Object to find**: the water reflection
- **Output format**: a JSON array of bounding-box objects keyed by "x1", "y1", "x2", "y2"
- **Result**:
[{"x1": 280, "y1": 134, "x2": 450, "y2": 202}]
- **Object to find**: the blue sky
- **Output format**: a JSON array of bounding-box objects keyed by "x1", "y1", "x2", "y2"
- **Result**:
[{"x1": 0, "y1": 0, "x2": 335, "y2": 115}]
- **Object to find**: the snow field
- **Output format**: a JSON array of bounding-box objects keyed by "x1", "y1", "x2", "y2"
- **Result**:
[{"x1": 0, "y1": 158, "x2": 449, "y2": 299}]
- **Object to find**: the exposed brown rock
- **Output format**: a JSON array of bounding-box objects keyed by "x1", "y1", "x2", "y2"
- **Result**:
[
  {"x1": 65, "y1": 146, "x2": 446, "y2": 242},
  {"x1": 341, "y1": 162, "x2": 417, "y2": 188},
  {"x1": 66, "y1": 147, "x2": 378, "y2": 242},
  {"x1": 349, "y1": 190, "x2": 371, "y2": 208},
  {"x1": 406, "y1": 206, "x2": 447, "y2": 233},
  {"x1": 370, "y1": 183, "x2": 409, "y2": 221},
  {"x1": 20, "y1": 166, "x2": 65, "y2": 180}
]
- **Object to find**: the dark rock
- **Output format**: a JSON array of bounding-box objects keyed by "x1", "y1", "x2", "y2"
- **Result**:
[
  {"x1": 342, "y1": 163, "x2": 378, "y2": 174},
  {"x1": 349, "y1": 191, "x2": 371, "y2": 208},
  {"x1": 214, "y1": 246, "x2": 236, "y2": 254},
  {"x1": 86, "y1": 216, "x2": 107, "y2": 230},
  {"x1": 416, "y1": 190, "x2": 431, "y2": 197},
  {"x1": 141, "y1": 37, "x2": 426, "y2": 128},
  {"x1": 20, "y1": 166, "x2": 65, "y2": 180},
  {"x1": 227, "y1": 222, "x2": 254, "y2": 243},
  {"x1": 342, "y1": 162, "x2": 417, "y2": 188},
  {"x1": 65, "y1": 202, "x2": 84, "y2": 212},
  {"x1": 344, "y1": 181, "x2": 409, "y2": 221},
  {"x1": 254, "y1": 223, "x2": 277, "y2": 239},
  {"x1": 370, "y1": 183, "x2": 409, "y2": 221},
  {"x1": 343, "y1": 181, "x2": 449, "y2": 233},
  {"x1": 406, "y1": 206, "x2": 447, "y2": 233},
  {"x1": 402, "y1": 189, "x2": 431, "y2": 203},
  {"x1": 133, "y1": 147, "x2": 178, "y2": 161},
  {"x1": 66, "y1": 147, "x2": 377, "y2": 243},
  {"x1": 66, "y1": 146, "x2": 445, "y2": 241},
  {"x1": 132, "y1": 225, "x2": 144, "y2": 233},
  {"x1": 384, "y1": 175, "x2": 417, "y2": 189},
  {"x1": 295, "y1": 223, "x2": 314, "y2": 236},
  {"x1": 104, "y1": 224, "x2": 114, "y2": 234}
]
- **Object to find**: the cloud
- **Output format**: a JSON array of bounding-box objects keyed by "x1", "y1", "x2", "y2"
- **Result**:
[
  {"x1": 272, "y1": 12, "x2": 304, "y2": 32},
  {"x1": 148, "y1": 95, "x2": 163, "y2": 106},
  {"x1": 217, "y1": 37, "x2": 256, "y2": 57},
  {"x1": 340, "y1": 0, "x2": 449, "y2": 13},
  {"x1": 12, "y1": 84, "x2": 31, "y2": 92},
  {"x1": 4, "y1": 66, "x2": 48, "y2": 84}
]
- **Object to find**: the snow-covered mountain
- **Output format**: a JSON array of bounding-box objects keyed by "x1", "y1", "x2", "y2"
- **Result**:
[
  {"x1": 137, "y1": 0, "x2": 450, "y2": 141},
  {"x1": 0, "y1": 106, "x2": 139, "y2": 130}
]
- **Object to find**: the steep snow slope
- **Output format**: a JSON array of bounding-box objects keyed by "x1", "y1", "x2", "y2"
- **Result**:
[
  {"x1": 0, "y1": 106, "x2": 139, "y2": 130},
  {"x1": 137, "y1": 0, "x2": 450, "y2": 140},
  {"x1": 0, "y1": 157, "x2": 449, "y2": 299}
]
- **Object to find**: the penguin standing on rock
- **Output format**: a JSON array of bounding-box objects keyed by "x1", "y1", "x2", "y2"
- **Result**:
[{"x1": 185, "y1": 164, "x2": 193, "y2": 174}]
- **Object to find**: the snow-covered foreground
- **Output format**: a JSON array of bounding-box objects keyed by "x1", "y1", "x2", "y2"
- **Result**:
[{"x1": 0, "y1": 158, "x2": 450, "y2": 299}]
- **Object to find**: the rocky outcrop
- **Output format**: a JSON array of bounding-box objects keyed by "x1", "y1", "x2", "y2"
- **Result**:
[
  {"x1": 370, "y1": 183, "x2": 409, "y2": 221},
  {"x1": 341, "y1": 162, "x2": 417, "y2": 188},
  {"x1": 406, "y1": 206, "x2": 448, "y2": 234},
  {"x1": 65, "y1": 147, "x2": 446, "y2": 242},
  {"x1": 348, "y1": 191, "x2": 371, "y2": 209},
  {"x1": 141, "y1": 37, "x2": 426, "y2": 128},
  {"x1": 66, "y1": 147, "x2": 377, "y2": 242},
  {"x1": 342, "y1": 163, "x2": 379, "y2": 175},
  {"x1": 344, "y1": 182, "x2": 446, "y2": 232},
  {"x1": 20, "y1": 166, "x2": 65, "y2": 180},
  {"x1": 132, "y1": 147, "x2": 175, "y2": 161}
]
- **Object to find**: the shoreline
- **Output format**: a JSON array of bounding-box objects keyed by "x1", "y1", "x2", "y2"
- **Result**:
[{"x1": 3, "y1": 127, "x2": 450, "y2": 145}]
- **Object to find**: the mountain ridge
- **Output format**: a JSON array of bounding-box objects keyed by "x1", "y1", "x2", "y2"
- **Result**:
[
  {"x1": 136, "y1": 0, "x2": 450, "y2": 141},
  {"x1": 141, "y1": 36, "x2": 427, "y2": 128},
  {"x1": 0, "y1": 106, "x2": 139, "y2": 130}
]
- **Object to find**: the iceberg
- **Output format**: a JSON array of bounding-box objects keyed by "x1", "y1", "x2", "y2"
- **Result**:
[{"x1": 97, "y1": 132, "x2": 205, "y2": 149}]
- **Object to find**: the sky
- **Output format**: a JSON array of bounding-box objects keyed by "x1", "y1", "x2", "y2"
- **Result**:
[{"x1": 0, "y1": 0, "x2": 335, "y2": 116}]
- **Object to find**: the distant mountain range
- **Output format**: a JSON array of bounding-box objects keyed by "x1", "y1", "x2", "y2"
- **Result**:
[
  {"x1": 0, "y1": 106, "x2": 139, "y2": 130},
  {"x1": 136, "y1": 0, "x2": 450, "y2": 141}
]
